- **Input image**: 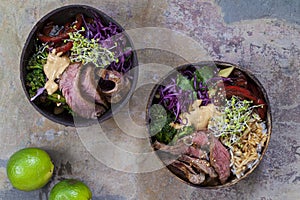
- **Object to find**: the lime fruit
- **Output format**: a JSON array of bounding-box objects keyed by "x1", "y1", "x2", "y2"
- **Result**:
[
  {"x1": 6, "y1": 147, "x2": 54, "y2": 191},
  {"x1": 49, "y1": 179, "x2": 92, "y2": 200}
]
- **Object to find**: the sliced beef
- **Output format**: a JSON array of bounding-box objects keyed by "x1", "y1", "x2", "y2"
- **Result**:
[
  {"x1": 154, "y1": 130, "x2": 231, "y2": 185},
  {"x1": 178, "y1": 155, "x2": 217, "y2": 178},
  {"x1": 153, "y1": 140, "x2": 206, "y2": 159},
  {"x1": 209, "y1": 136, "x2": 231, "y2": 184},
  {"x1": 153, "y1": 131, "x2": 210, "y2": 159},
  {"x1": 192, "y1": 131, "x2": 209, "y2": 147},
  {"x1": 79, "y1": 63, "x2": 108, "y2": 108},
  {"x1": 59, "y1": 63, "x2": 107, "y2": 119},
  {"x1": 170, "y1": 160, "x2": 205, "y2": 185}
]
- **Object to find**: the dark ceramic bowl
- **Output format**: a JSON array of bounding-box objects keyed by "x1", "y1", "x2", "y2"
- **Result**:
[
  {"x1": 20, "y1": 5, "x2": 138, "y2": 127},
  {"x1": 146, "y1": 61, "x2": 272, "y2": 188}
]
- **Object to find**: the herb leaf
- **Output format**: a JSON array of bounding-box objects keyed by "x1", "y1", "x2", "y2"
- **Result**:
[
  {"x1": 176, "y1": 74, "x2": 197, "y2": 99},
  {"x1": 170, "y1": 125, "x2": 195, "y2": 145},
  {"x1": 194, "y1": 65, "x2": 216, "y2": 84},
  {"x1": 149, "y1": 104, "x2": 168, "y2": 136},
  {"x1": 154, "y1": 113, "x2": 178, "y2": 144},
  {"x1": 176, "y1": 74, "x2": 194, "y2": 91}
]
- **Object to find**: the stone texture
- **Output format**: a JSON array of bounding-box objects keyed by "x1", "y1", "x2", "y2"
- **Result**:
[
  {"x1": 0, "y1": 0, "x2": 299, "y2": 199},
  {"x1": 216, "y1": 0, "x2": 300, "y2": 25}
]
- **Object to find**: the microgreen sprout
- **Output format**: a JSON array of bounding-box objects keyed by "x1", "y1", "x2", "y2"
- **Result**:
[
  {"x1": 66, "y1": 27, "x2": 117, "y2": 68},
  {"x1": 27, "y1": 43, "x2": 49, "y2": 70},
  {"x1": 208, "y1": 96, "x2": 262, "y2": 147},
  {"x1": 35, "y1": 43, "x2": 49, "y2": 60}
]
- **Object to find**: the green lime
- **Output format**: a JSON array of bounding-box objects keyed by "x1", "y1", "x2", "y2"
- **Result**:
[
  {"x1": 6, "y1": 147, "x2": 54, "y2": 191},
  {"x1": 49, "y1": 179, "x2": 92, "y2": 200}
]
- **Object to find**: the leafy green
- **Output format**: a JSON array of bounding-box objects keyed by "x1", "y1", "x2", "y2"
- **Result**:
[
  {"x1": 176, "y1": 74, "x2": 194, "y2": 91},
  {"x1": 26, "y1": 69, "x2": 46, "y2": 97},
  {"x1": 193, "y1": 65, "x2": 216, "y2": 84},
  {"x1": 27, "y1": 45, "x2": 48, "y2": 70},
  {"x1": 176, "y1": 74, "x2": 197, "y2": 99},
  {"x1": 151, "y1": 109, "x2": 177, "y2": 144},
  {"x1": 47, "y1": 92, "x2": 67, "y2": 103},
  {"x1": 170, "y1": 125, "x2": 195, "y2": 145},
  {"x1": 150, "y1": 104, "x2": 195, "y2": 144},
  {"x1": 47, "y1": 91, "x2": 73, "y2": 114},
  {"x1": 149, "y1": 104, "x2": 168, "y2": 136},
  {"x1": 26, "y1": 46, "x2": 48, "y2": 98}
]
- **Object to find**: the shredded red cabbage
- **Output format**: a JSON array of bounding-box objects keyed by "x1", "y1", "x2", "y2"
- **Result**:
[
  {"x1": 157, "y1": 67, "x2": 232, "y2": 122},
  {"x1": 158, "y1": 78, "x2": 194, "y2": 122},
  {"x1": 30, "y1": 87, "x2": 45, "y2": 101},
  {"x1": 83, "y1": 13, "x2": 133, "y2": 73},
  {"x1": 191, "y1": 72, "x2": 212, "y2": 106},
  {"x1": 107, "y1": 50, "x2": 133, "y2": 73}
]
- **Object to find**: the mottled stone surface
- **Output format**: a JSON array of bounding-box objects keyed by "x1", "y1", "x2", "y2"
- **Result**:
[
  {"x1": 216, "y1": 0, "x2": 300, "y2": 25},
  {"x1": 0, "y1": 0, "x2": 299, "y2": 199}
]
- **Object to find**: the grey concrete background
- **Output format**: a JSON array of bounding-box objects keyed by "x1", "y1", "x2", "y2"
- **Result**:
[{"x1": 0, "y1": 0, "x2": 299, "y2": 199}]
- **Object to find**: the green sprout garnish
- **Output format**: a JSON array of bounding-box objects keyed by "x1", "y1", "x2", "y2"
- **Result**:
[
  {"x1": 208, "y1": 96, "x2": 262, "y2": 147},
  {"x1": 66, "y1": 27, "x2": 117, "y2": 68}
]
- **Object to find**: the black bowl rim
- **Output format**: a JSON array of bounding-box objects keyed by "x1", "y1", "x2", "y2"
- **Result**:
[
  {"x1": 20, "y1": 4, "x2": 139, "y2": 127},
  {"x1": 146, "y1": 60, "x2": 272, "y2": 188}
]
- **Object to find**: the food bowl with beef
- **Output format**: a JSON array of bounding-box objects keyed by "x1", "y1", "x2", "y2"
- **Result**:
[
  {"x1": 147, "y1": 61, "x2": 272, "y2": 188},
  {"x1": 20, "y1": 5, "x2": 138, "y2": 126}
]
